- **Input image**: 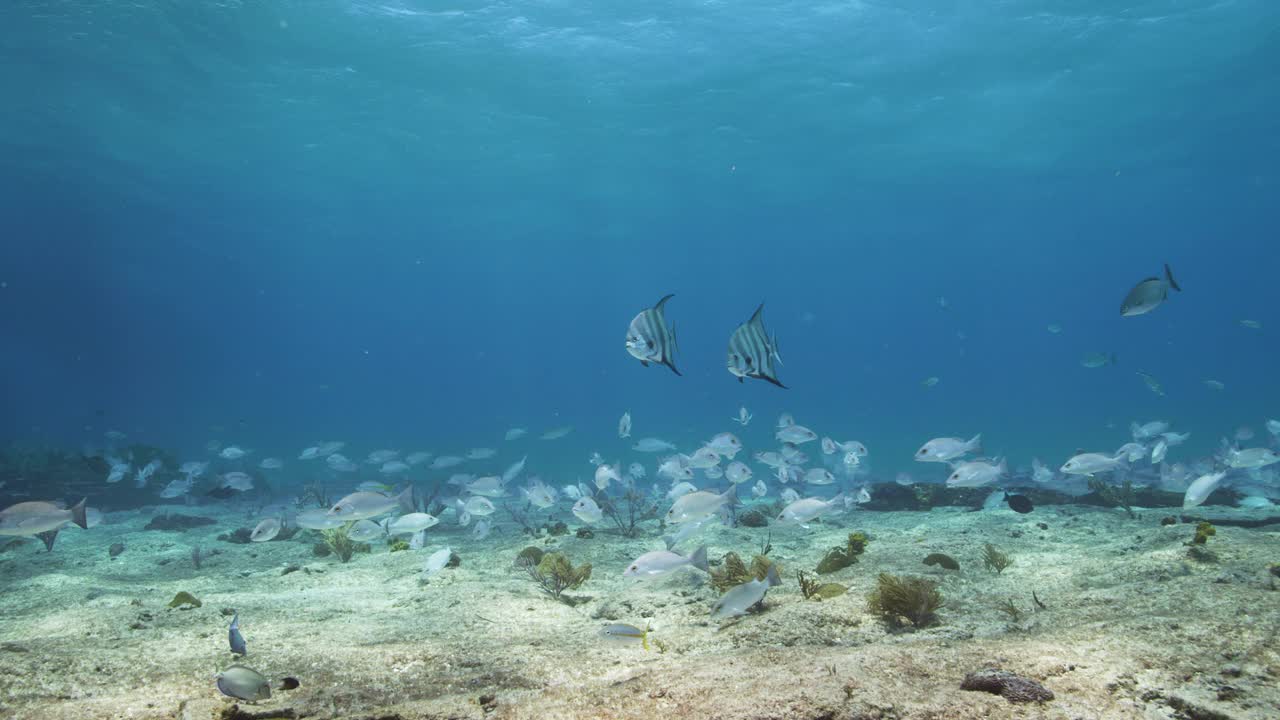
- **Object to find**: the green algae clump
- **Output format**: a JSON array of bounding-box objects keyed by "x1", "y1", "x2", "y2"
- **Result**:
[
  {"x1": 867, "y1": 573, "x2": 943, "y2": 628},
  {"x1": 322, "y1": 526, "x2": 361, "y2": 563},
  {"x1": 711, "y1": 552, "x2": 779, "y2": 593},
  {"x1": 797, "y1": 571, "x2": 847, "y2": 601},
  {"x1": 1192, "y1": 521, "x2": 1216, "y2": 545},
  {"x1": 981, "y1": 543, "x2": 1013, "y2": 574},
  {"x1": 711, "y1": 552, "x2": 749, "y2": 592},
  {"x1": 923, "y1": 553, "x2": 960, "y2": 571},
  {"x1": 388, "y1": 539, "x2": 410, "y2": 552},
  {"x1": 816, "y1": 532, "x2": 869, "y2": 574},
  {"x1": 168, "y1": 591, "x2": 202, "y2": 610},
  {"x1": 520, "y1": 551, "x2": 591, "y2": 602},
  {"x1": 516, "y1": 546, "x2": 545, "y2": 565}
]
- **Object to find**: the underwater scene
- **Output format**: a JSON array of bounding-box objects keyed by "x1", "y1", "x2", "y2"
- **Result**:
[{"x1": 2, "y1": 1, "x2": 1279, "y2": 719}]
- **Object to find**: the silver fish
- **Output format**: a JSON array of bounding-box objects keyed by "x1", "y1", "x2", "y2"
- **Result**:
[
  {"x1": 1120, "y1": 263, "x2": 1180, "y2": 316},
  {"x1": 710, "y1": 564, "x2": 781, "y2": 621},
  {"x1": 0, "y1": 498, "x2": 88, "y2": 536},
  {"x1": 388, "y1": 513, "x2": 440, "y2": 535},
  {"x1": 599, "y1": 623, "x2": 649, "y2": 650},
  {"x1": 1060, "y1": 452, "x2": 1126, "y2": 476},
  {"x1": 633, "y1": 438, "x2": 676, "y2": 453},
  {"x1": 572, "y1": 497, "x2": 603, "y2": 524},
  {"x1": 1136, "y1": 370, "x2": 1165, "y2": 396},
  {"x1": 295, "y1": 508, "x2": 346, "y2": 530},
  {"x1": 502, "y1": 456, "x2": 527, "y2": 484},
  {"x1": 625, "y1": 294, "x2": 681, "y2": 375},
  {"x1": 776, "y1": 494, "x2": 844, "y2": 526},
  {"x1": 726, "y1": 303, "x2": 785, "y2": 388},
  {"x1": 422, "y1": 547, "x2": 453, "y2": 576},
  {"x1": 665, "y1": 485, "x2": 737, "y2": 524},
  {"x1": 1227, "y1": 447, "x2": 1280, "y2": 469},
  {"x1": 347, "y1": 519, "x2": 386, "y2": 542},
  {"x1": 1081, "y1": 352, "x2": 1117, "y2": 368},
  {"x1": 249, "y1": 518, "x2": 281, "y2": 542},
  {"x1": 623, "y1": 546, "x2": 709, "y2": 579},
  {"x1": 216, "y1": 665, "x2": 271, "y2": 702},
  {"x1": 327, "y1": 487, "x2": 414, "y2": 521}
]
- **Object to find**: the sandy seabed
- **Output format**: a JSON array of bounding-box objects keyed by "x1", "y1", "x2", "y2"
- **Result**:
[{"x1": 1, "y1": 501, "x2": 1277, "y2": 720}]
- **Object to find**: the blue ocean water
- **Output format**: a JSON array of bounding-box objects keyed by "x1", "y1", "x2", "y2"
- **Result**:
[{"x1": 2, "y1": 0, "x2": 1278, "y2": 480}]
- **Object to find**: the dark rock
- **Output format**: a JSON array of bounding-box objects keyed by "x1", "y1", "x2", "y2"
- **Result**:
[
  {"x1": 109, "y1": 543, "x2": 125, "y2": 558},
  {"x1": 1161, "y1": 516, "x2": 1178, "y2": 526},
  {"x1": 960, "y1": 669, "x2": 1054, "y2": 703},
  {"x1": 922, "y1": 553, "x2": 960, "y2": 570},
  {"x1": 218, "y1": 528, "x2": 253, "y2": 544},
  {"x1": 1216, "y1": 684, "x2": 1243, "y2": 702},
  {"x1": 447, "y1": 551, "x2": 462, "y2": 568},
  {"x1": 544, "y1": 521, "x2": 568, "y2": 537},
  {"x1": 479, "y1": 693, "x2": 498, "y2": 713},
  {"x1": 281, "y1": 564, "x2": 300, "y2": 576},
  {"x1": 144, "y1": 514, "x2": 217, "y2": 531},
  {"x1": 575, "y1": 527, "x2": 594, "y2": 539},
  {"x1": 739, "y1": 509, "x2": 769, "y2": 528},
  {"x1": 1036, "y1": 522, "x2": 1048, "y2": 530},
  {"x1": 218, "y1": 704, "x2": 299, "y2": 720},
  {"x1": 1186, "y1": 545, "x2": 1219, "y2": 563}
]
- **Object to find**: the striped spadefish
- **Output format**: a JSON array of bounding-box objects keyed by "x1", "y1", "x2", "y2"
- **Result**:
[{"x1": 729, "y1": 304, "x2": 781, "y2": 385}]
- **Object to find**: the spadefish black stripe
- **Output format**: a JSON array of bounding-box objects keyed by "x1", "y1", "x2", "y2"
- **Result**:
[{"x1": 642, "y1": 311, "x2": 659, "y2": 348}]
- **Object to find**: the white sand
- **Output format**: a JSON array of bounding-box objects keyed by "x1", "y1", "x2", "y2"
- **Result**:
[{"x1": 0, "y1": 502, "x2": 1276, "y2": 719}]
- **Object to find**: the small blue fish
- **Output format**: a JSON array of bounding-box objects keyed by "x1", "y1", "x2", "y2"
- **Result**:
[{"x1": 229, "y1": 612, "x2": 246, "y2": 656}]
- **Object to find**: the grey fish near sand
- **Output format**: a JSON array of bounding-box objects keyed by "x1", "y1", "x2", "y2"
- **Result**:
[
  {"x1": 216, "y1": 665, "x2": 271, "y2": 702},
  {"x1": 711, "y1": 564, "x2": 782, "y2": 621},
  {"x1": 229, "y1": 612, "x2": 246, "y2": 655},
  {"x1": 327, "y1": 487, "x2": 414, "y2": 521},
  {"x1": 0, "y1": 498, "x2": 88, "y2": 537}
]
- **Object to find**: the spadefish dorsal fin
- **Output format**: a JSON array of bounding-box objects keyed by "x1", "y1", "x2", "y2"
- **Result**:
[
  {"x1": 749, "y1": 303, "x2": 765, "y2": 326},
  {"x1": 654, "y1": 294, "x2": 675, "y2": 313}
]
